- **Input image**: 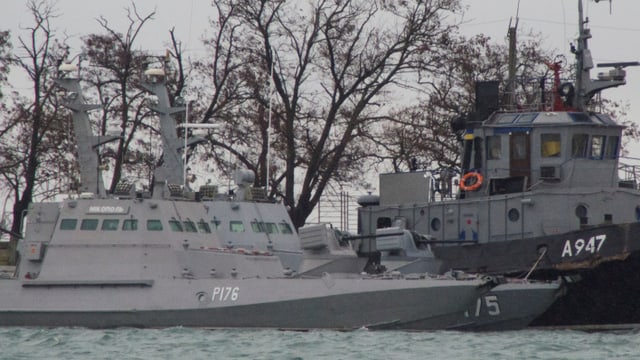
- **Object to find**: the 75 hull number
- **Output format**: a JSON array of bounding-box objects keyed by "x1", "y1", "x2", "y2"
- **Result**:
[{"x1": 561, "y1": 235, "x2": 606, "y2": 258}]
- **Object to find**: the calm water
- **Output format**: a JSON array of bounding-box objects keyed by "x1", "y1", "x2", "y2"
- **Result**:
[{"x1": 1, "y1": 327, "x2": 639, "y2": 360}]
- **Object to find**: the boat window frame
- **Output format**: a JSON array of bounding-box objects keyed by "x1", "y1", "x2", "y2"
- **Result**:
[
  {"x1": 605, "y1": 136, "x2": 620, "y2": 159},
  {"x1": 169, "y1": 219, "x2": 184, "y2": 232},
  {"x1": 183, "y1": 220, "x2": 197, "y2": 233},
  {"x1": 571, "y1": 133, "x2": 589, "y2": 158},
  {"x1": 197, "y1": 220, "x2": 212, "y2": 233},
  {"x1": 101, "y1": 219, "x2": 119, "y2": 231},
  {"x1": 486, "y1": 135, "x2": 502, "y2": 160},
  {"x1": 265, "y1": 222, "x2": 279, "y2": 234},
  {"x1": 122, "y1": 219, "x2": 138, "y2": 231},
  {"x1": 590, "y1": 135, "x2": 606, "y2": 160},
  {"x1": 147, "y1": 219, "x2": 163, "y2": 231},
  {"x1": 230, "y1": 220, "x2": 245, "y2": 233},
  {"x1": 251, "y1": 221, "x2": 265, "y2": 233},
  {"x1": 540, "y1": 133, "x2": 562, "y2": 158},
  {"x1": 278, "y1": 222, "x2": 293, "y2": 234},
  {"x1": 80, "y1": 218, "x2": 99, "y2": 231},
  {"x1": 60, "y1": 218, "x2": 77, "y2": 230}
]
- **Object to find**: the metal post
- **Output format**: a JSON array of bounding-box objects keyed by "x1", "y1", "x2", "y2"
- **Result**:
[{"x1": 266, "y1": 57, "x2": 274, "y2": 192}]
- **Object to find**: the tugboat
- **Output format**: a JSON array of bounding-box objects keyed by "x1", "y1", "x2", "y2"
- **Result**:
[
  {"x1": 355, "y1": 0, "x2": 640, "y2": 327},
  {"x1": 0, "y1": 62, "x2": 497, "y2": 330}
]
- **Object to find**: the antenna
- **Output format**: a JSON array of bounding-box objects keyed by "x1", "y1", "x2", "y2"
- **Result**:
[
  {"x1": 266, "y1": 51, "x2": 275, "y2": 193},
  {"x1": 594, "y1": 0, "x2": 613, "y2": 14}
]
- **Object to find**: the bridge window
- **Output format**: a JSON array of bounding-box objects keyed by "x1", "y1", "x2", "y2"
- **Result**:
[
  {"x1": 590, "y1": 135, "x2": 605, "y2": 159},
  {"x1": 279, "y1": 222, "x2": 293, "y2": 234},
  {"x1": 197, "y1": 220, "x2": 212, "y2": 233},
  {"x1": 80, "y1": 219, "x2": 99, "y2": 231},
  {"x1": 169, "y1": 219, "x2": 184, "y2": 232},
  {"x1": 541, "y1": 133, "x2": 561, "y2": 157},
  {"x1": 487, "y1": 136, "x2": 502, "y2": 159},
  {"x1": 571, "y1": 134, "x2": 589, "y2": 158},
  {"x1": 605, "y1": 136, "x2": 619, "y2": 159},
  {"x1": 60, "y1": 219, "x2": 77, "y2": 230},
  {"x1": 147, "y1": 219, "x2": 163, "y2": 231},
  {"x1": 251, "y1": 221, "x2": 265, "y2": 233},
  {"x1": 122, "y1": 219, "x2": 138, "y2": 231},
  {"x1": 265, "y1": 222, "x2": 279, "y2": 234},
  {"x1": 101, "y1": 219, "x2": 119, "y2": 231},
  {"x1": 230, "y1": 221, "x2": 245, "y2": 232},
  {"x1": 183, "y1": 220, "x2": 197, "y2": 233}
]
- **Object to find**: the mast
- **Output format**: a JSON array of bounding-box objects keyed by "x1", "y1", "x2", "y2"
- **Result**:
[
  {"x1": 572, "y1": 0, "x2": 636, "y2": 110},
  {"x1": 56, "y1": 62, "x2": 119, "y2": 198},
  {"x1": 140, "y1": 68, "x2": 204, "y2": 199},
  {"x1": 506, "y1": 18, "x2": 518, "y2": 109}
]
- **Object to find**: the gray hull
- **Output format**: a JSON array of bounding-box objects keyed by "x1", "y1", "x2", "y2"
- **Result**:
[
  {"x1": 0, "y1": 276, "x2": 489, "y2": 330},
  {"x1": 370, "y1": 230, "x2": 564, "y2": 331},
  {"x1": 453, "y1": 282, "x2": 563, "y2": 331}
]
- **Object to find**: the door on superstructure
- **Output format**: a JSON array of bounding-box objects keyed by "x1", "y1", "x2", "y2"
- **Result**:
[{"x1": 509, "y1": 132, "x2": 531, "y2": 179}]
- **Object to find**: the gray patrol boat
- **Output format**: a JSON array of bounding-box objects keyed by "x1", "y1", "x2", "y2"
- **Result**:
[
  {"x1": 0, "y1": 64, "x2": 495, "y2": 330},
  {"x1": 297, "y1": 223, "x2": 563, "y2": 331},
  {"x1": 355, "y1": 0, "x2": 640, "y2": 327}
]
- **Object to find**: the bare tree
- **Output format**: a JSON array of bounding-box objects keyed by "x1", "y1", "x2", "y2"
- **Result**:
[
  {"x1": 0, "y1": 0, "x2": 69, "y2": 263},
  {"x1": 195, "y1": 0, "x2": 463, "y2": 228},
  {"x1": 81, "y1": 4, "x2": 156, "y2": 193},
  {"x1": 0, "y1": 30, "x2": 11, "y2": 100},
  {"x1": 374, "y1": 32, "x2": 560, "y2": 173}
]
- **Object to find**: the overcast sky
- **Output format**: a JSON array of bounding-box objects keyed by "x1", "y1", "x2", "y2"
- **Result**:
[{"x1": 3, "y1": 0, "x2": 639, "y2": 134}]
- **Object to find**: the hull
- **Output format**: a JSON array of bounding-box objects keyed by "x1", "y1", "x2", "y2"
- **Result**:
[
  {"x1": 432, "y1": 222, "x2": 640, "y2": 326},
  {"x1": 381, "y1": 258, "x2": 563, "y2": 330},
  {"x1": 456, "y1": 282, "x2": 564, "y2": 331},
  {"x1": 0, "y1": 276, "x2": 489, "y2": 330}
]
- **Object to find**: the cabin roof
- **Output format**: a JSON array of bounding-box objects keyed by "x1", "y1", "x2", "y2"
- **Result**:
[{"x1": 484, "y1": 111, "x2": 621, "y2": 128}]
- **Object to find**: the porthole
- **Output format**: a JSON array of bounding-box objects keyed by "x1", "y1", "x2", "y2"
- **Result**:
[
  {"x1": 431, "y1": 218, "x2": 441, "y2": 231},
  {"x1": 196, "y1": 291, "x2": 209, "y2": 303},
  {"x1": 575, "y1": 204, "x2": 588, "y2": 219},
  {"x1": 508, "y1": 208, "x2": 520, "y2": 222}
]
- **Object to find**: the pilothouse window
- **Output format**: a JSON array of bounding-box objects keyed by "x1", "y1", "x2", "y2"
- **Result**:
[
  {"x1": 60, "y1": 219, "x2": 77, "y2": 230},
  {"x1": 183, "y1": 220, "x2": 197, "y2": 233},
  {"x1": 80, "y1": 219, "x2": 99, "y2": 231},
  {"x1": 251, "y1": 221, "x2": 265, "y2": 233},
  {"x1": 169, "y1": 219, "x2": 184, "y2": 232},
  {"x1": 265, "y1": 223, "x2": 279, "y2": 234},
  {"x1": 147, "y1": 219, "x2": 163, "y2": 231},
  {"x1": 591, "y1": 135, "x2": 605, "y2": 159},
  {"x1": 487, "y1": 136, "x2": 502, "y2": 160},
  {"x1": 123, "y1": 219, "x2": 138, "y2": 231},
  {"x1": 197, "y1": 220, "x2": 212, "y2": 233},
  {"x1": 571, "y1": 134, "x2": 589, "y2": 158},
  {"x1": 101, "y1": 219, "x2": 119, "y2": 231},
  {"x1": 230, "y1": 221, "x2": 245, "y2": 232},
  {"x1": 279, "y1": 222, "x2": 293, "y2": 234},
  {"x1": 605, "y1": 136, "x2": 619, "y2": 159},
  {"x1": 541, "y1": 134, "x2": 561, "y2": 157}
]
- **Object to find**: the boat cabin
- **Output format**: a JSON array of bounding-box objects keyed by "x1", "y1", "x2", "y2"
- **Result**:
[{"x1": 463, "y1": 110, "x2": 624, "y2": 198}]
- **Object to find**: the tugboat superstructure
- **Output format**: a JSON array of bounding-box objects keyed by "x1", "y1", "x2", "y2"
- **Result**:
[{"x1": 356, "y1": 0, "x2": 640, "y2": 326}]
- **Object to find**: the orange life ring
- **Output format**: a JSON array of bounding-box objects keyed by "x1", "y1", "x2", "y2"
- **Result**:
[{"x1": 460, "y1": 172, "x2": 483, "y2": 191}]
